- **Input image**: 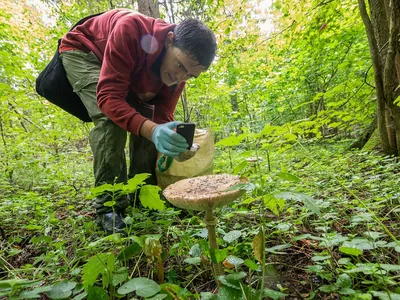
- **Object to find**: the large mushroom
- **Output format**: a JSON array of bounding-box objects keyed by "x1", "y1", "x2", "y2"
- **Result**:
[{"x1": 163, "y1": 174, "x2": 248, "y2": 277}]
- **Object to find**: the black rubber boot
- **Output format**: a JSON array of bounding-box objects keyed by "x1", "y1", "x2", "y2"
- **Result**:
[{"x1": 96, "y1": 211, "x2": 127, "y2": 235}]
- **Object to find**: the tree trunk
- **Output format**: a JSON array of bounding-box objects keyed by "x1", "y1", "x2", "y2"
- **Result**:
[
  {"x1": 349, "y1": 116, "x2": 377, "y2": 149},
  {"x1": 358, "y1": 0, "x2": 400, "y2": 155},
  {"x1": 138, "y1": 0, "x2": 160, "y2": 18}
]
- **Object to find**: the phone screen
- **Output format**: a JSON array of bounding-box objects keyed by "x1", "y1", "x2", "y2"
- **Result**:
[{"x1": 176, "y1": 123, "x2": 195, "y2": 149}]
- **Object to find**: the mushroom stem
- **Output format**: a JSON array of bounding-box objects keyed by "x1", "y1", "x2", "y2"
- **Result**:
[{"x1": 204, "y1": 208, "x2": 223, "y2": 277}]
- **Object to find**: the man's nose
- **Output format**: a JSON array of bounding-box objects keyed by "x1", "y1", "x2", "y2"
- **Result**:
[{"x1": 176, "y1": 70, "x2": 188, "y2": 82}]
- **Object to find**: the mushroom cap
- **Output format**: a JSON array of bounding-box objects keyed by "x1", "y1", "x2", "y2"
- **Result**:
[{"x1": 163, "y1": 174, "x2": 248, "y2": 211}]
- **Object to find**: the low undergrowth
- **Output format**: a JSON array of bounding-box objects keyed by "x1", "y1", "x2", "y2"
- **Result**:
[{"x1": 1, "y1": 139, "x2": 400, "y2": 299}]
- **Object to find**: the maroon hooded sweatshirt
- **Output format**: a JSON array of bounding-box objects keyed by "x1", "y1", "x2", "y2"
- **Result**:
[{"x1": 59, "y1": 9, "x2": 185, "y2": 135}]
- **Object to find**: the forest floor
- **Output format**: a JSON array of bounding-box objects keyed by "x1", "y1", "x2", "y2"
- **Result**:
[{"x1": 1, "y1": 139, "x2": 400, "y2": 299}]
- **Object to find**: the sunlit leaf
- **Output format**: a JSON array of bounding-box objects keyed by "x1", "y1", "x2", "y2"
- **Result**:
[
  {"x1": 264, "y1": 194, "x2": 285, "y2": 216},
  {"x1": 339, "y1": 246, "x2": 363, "y2": 256},
  {"x1": 126, "y1": 174, "x2": 150, "y2": 191},
  {"x1": 82, "y1": 253, "x2": 112, "y2": 289},
  {"x1": 139, "y1": 185, "x2": 165, "y2": 210}
]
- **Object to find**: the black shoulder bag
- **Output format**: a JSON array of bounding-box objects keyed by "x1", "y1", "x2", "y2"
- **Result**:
[{"x1": 35, "y1": 12, "x2": 103, "y2": 122}]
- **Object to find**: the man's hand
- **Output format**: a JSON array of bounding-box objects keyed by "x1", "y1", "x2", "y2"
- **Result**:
[{"x1": 152, "y1": 121, "x2": 188, "y2": 157}]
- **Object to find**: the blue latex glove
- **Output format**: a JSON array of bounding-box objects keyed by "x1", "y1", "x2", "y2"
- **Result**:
[{"x1": 152, "y1": 121, "x2": 188, "y2": 157}]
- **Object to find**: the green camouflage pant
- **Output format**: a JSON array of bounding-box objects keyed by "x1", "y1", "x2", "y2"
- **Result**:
[{"x1": 60, "y1": 50, "x2": 157, "y2": 214}]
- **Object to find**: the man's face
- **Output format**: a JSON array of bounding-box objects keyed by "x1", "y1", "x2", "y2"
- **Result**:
[{"x1": 160, "y1": 32, "x2": 206, "y2": 86}]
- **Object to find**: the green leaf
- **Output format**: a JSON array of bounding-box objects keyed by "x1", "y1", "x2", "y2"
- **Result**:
[
  {"x1": 102, "y1": 254, "x2": 115, "y2": 288},
  {"x1": 274, "y1": 192, "x2": 321, "y2": 216},
  {"x1": 216, "y1": 276, "x2": 240, "y2": 290},
  {"x1": 15, "y1": 286, "x2": 52, "y2": 299},
  {"x1": 47, "y1": 282, "x2": 77, "y2": 299},
  {"x1": 345, "y1": 264, "x2": 376, "y2": 274},
  {"x1": 264, "y1": 194, "x2": 285, "y2": 216},
  {"x1": 160, "y1": 283, "x2": 194, "y2": 299},
  {"x1": 265, "y1": 243, "x2": 291, "y2": 254},
  {"x1": 263, "y1": 288, "x2": 288, "y2": 299},
  {"x1": 382, "y1": 242, "x2": 400, "y2": 253},
  {"x1": 338, "y1": 288, "x2": 356, "y2": 296},
  {"x1": 139, "y1": 185, "x2": 165, "y2": 210},
  {"x1": 223, "y1": 230, "x2": 241, "y2": 243},
  {"x1": 86, "y1": 286, "x2": 109, "y2": 300},
  {"x1": 233, "y1": 161, "x2": 247, "y2": 174},
  {"x1": 371, "y1": 291, "x2": 400, "y2": 300},
  {"x1": 0, "y1": 279, "x2": 41, "y2": 289},
  {"x1": 89, "y1": 184, "x2": 114, "y2": 197},
  {"x1": 394, "y1": 92, "x2": 400, "y2": 106},
  {"x1": 25, "y1": 224, "x2": 42, "y2": 231},
  {"x1": 312, "y1": 255, "x2": 331, "y2": 262},
  {"x1": 200, "y1": 292, "x2": 217, "y2": 300},
  {"x1": 342, "y1": 238, "x2": 373, "y2": 250},
  {"x1": 117, "y1": 278, "x2": 160, "y2": 297},
  {"x1": 184, "y1": 257, "x2": 202, "y2": 265},
  {"x1": 117, "y1": 243, "x2": 142, "y2": 261},
  {"x1": 319, "y1": 284, "x2": 337, "y2": 293},
  {"x1": 277, "y1": 106, "x2": 285, "y2": 113},
  {"x1": 363, "y1": 231, "x2": 383, "y2": 240},
  {"x1": 103, "y1": 201, "x2": 116, "y2": 207},
  {"x1": 215, "y1": 248, "x2": 229, "y2": 263},
  {"x1": 215, "y1": 134, "x2": 247, "y2": 147},
  {"x1": 189, "y1": 244, "x2": 202, "y2": 257},
  {"x1": 339, "y1": 246, "x2": 363, "y2": 256},
  {"x1": 111, "y1": 270, "x2": 128, "y2": 287},
  {"x1": 336, "y1": 273, "x2": 352, "y2": 288},
  {"x1": 126, "y1": 174, "x2": 150, "y2": 191},
  {"x1": 0, "y1": 290, "x2": 11, "y2": 298},
  {"x1": 244, "y1": 259, "x2": 259, "y2": 271},
  {"x1": 225, "y1": 255, "x2": 244, "y2": 267},
  {"x1": 380, "y1": 264, "x2": 400, "y2": 272},
  {"x1": 146, "y1": 294, "x2": 168, "y2": 300},
  {"x1": 277, "y1": 172, "x2": 300, "y2": 182},
  {"x1": 259, "y1": 124, "x2": 280, "y2": 136},
  {"x1": 338, "y1": 258, "x2": 352, "y2": 265},
  {"x1": 72, "y1": 292, "x2": 88, "y2": 300},
  {"x1": 225, "y1": 272, "x2": 247, "y2": 282},
  {"x1": 82, "y1": 253, "x2": 111, "y2": 289},
  {"x1": 217, "y1": 286, "x2": 243, "y2": 299},
  {"x1": 351, "y1": 213, "x2": 373, "y2": 224}
]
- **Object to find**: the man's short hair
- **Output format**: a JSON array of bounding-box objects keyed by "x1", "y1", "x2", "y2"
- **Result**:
[{"x1": 173, "y1": 18, "x2": 217, "y2": 69}]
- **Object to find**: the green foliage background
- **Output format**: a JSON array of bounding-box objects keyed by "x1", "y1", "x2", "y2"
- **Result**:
[
  {"x1": 2, "y1": 0, "x2": 399, "y2": 299},
  {"x1": 0, "y1": 0, "x2": 374, "y2": 191}
]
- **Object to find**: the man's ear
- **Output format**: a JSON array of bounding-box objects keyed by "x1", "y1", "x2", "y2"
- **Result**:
[{"x1": 165, "y1": 31, "x2": 175, "y2": 49}]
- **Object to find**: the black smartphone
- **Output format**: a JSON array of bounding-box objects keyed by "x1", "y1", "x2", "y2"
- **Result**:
[{"x1": 176, "y1": 123, "x2": 195, "y2": 149}]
